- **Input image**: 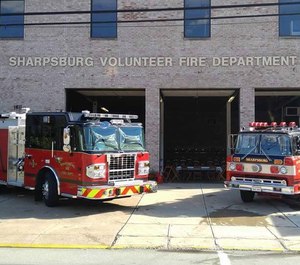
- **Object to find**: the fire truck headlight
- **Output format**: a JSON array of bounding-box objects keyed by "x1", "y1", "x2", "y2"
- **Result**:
[
  {"x1": 229, "y1": 163, "x2": 236, "y2": 171},
  {"x1": 138, "y1": 161, "x2": 150, "y2": 176},
  {"x1": 280, "y1": 166, "x2": 288, "y2": 175},
  {"x1": 86, "y1": 163, "x2": 106, "y2": 179}
]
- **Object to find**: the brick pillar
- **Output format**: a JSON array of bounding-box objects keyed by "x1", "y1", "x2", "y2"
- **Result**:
[
  {"x1": 240, "y1": 87, "x2": 255, "y2": 129},
  {"x1": 145, "y1": 87, "x2": 160, "y2": 173}
]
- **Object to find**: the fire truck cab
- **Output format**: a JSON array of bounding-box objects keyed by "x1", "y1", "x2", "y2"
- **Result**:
[
  {"x1": 225, "y1": 121, "x2": 300, "y2": 202},
  {"x1": 0, "y1": 108, "x2": 157, "y2": 207}
]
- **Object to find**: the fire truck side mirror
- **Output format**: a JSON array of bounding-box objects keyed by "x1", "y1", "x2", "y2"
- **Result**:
[{"x1": 63, "y1": 128, "x2": 71, "y2": 152}]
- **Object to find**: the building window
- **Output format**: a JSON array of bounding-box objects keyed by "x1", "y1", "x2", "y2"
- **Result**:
[
  {"x1": 184, "y1": 0, "x2": 210, "y2": 38},
  {"x1": 279, "y1": 0, "x2": 300, "y2": 36},
  {"x1": 91, "y1": 0, "x2": 117, "y2": 38},
  {"x1": 0, "y1": 0, "x2": 24, "y2": 38}
]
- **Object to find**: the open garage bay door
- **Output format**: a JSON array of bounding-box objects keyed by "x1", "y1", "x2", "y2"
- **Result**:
[
  {"x1": 161, "y1": 89, "x2": 239, "y2": 182},
  {"x1": 255, "y1": 89, "x2": 300, "y2": 126},
  {"x1": 66, "y1": 89, "x2": 145, "y2": 124}
]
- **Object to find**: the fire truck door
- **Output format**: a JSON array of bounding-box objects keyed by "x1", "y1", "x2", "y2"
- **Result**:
[{"x1": 7, "y1": 126, "x2": 25, "y2": 186}]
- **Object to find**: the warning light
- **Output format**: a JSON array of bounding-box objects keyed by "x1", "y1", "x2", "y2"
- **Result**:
[
  {"x1": 284, "y1": 157, "x2": 294, "y2": 166},
  {"x1": 270, "y1": 166, "x2": 279, "y2": 174},
  {"x1": 289, "y1": 122, "x2": 297, "y2": 127},
  {"x1": 271, "y1": 122, "x2": 277, "y2": 127},
  {"x1": 279, "y1": 122, "x2": 287, "y2": 127},
  {"x1": 236, "y1": 164, "x2": 244, "y2": 172}
]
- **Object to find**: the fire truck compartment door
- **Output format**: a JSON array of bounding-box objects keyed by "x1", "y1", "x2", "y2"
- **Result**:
[{"x1": 7, "y1": 126, "x2": 25, "y2": 186}]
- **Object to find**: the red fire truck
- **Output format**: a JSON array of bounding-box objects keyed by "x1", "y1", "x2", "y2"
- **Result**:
[
  {"x1": 0, "y1": 108, "x2": 157, "y2": 207},
  {"x1": 225, "y1": 121, "x2": 300, "y2": 202}
]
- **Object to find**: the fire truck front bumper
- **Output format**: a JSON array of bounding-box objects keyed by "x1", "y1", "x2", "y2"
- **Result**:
[
  {"x1": 224, "y1": 177, "x2": 300, "y2": 195},
  {"x1": 77, "y1": 180, "x2": 157, "y2": 200}
]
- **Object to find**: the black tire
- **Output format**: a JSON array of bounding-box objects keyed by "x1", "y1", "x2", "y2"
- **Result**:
[
  {"x1": 34, "y1": 188, "x2": 43, "y2": 201},
  {"x1": 42, "y1": 172, "x2": 59, "y2": 207},
  {"x1": 34, "y1": 176, "x2": 43, "y2": 201},
  {"x1": 240, "y1": 190, "x2": 255, "y2": 203}
]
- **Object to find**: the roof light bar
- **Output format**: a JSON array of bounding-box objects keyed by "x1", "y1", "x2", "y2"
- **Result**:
[
  {"x1": 111, "y1": 119, "x2": 125, "y2": 125},
  {"x1": 83, "y1": 112, "x2": 138, "y2": 120},
  {"x1": 249, "y1": 121, "x2": 297, "y2": 129}
]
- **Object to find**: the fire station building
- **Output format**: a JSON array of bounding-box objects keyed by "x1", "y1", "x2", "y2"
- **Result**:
[{"x1": 0, "y1": 0, "x2": 300, "y2": 175}]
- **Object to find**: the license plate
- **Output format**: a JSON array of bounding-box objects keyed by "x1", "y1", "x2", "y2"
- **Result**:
[{"x1": 252, "y1": 186, "x2": 262, "y2": 192}]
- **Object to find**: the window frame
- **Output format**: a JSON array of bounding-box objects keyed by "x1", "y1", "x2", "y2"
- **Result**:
[
  {"x1": 184, "y1": 0, "x2": 211, "y2": 39},
  {"x1": 0, "y1": 0, "x2": 25, "y2": 39},
  {"x1": 279, "y1": 0, "x2": 300, "y2": 37},
  {"x1": 26, "y1": 114, "x2": 68, "y2": 151},
  {"x1": 90, "y1": 0, "x2": 118, "y2": 39}
]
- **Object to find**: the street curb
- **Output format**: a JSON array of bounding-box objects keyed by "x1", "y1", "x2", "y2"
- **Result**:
[
  {"x1": 1, "y1": 243, "x2": 299, "y2": 253},
  {"x1": 0, "y1": 244, "x2": 112, "y2": 249}
]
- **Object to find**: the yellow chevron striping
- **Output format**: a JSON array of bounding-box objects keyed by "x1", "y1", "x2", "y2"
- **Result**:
[
  {"x1": 81, "y1": 188, "x2": 87, "y2": 195},
  {"x1": 86, "y1": 189, "x2": 100, "y2": 198},
  {"x1": 126, "y1": 189, "x2": 135, "y2": 195}
]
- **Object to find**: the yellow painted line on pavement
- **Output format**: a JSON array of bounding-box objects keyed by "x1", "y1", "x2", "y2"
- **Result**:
[
  {"x1": 1, "y1": 243, "x2": 299, "y2": 252},
  {"x1": 0, "y1": 243, "x2": 112, "y2": 249}
]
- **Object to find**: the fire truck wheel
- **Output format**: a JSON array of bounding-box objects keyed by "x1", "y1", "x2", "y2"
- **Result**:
[
  {"x1": 240, "y1": 190, "x2": 255, "y2": 203},
  {"x1": 42, "y1": 173, "x2": 59, "y2": 207}
]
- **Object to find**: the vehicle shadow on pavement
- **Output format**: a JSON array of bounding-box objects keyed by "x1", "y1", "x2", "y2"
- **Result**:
[{"x1": 0, "y1": 186, "x2": 139, "y2": 220}]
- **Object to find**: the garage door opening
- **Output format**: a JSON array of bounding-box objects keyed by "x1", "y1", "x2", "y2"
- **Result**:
[
  {"x1": 161, "y1": 89, "x2": 239, "y2": 182},
  {"x1": 66, "y1": 89, "x2": 145, "y2": 125},
  {"x1": 255, "y1": 90, "x2": 300, "y2": 125}
]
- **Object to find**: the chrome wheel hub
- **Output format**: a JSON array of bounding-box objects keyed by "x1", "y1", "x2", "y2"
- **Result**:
[{"x1": 42, "y1": 181, "x2": 49, "y2": 199}]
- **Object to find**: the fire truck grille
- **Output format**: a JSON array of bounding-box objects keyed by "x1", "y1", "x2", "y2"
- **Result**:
[{"x1": 109, "y1": 154, "x2": 135, "y2": 181}]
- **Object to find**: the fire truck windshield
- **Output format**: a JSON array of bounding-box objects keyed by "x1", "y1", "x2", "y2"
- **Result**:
[
  {"x1": 119, "y1": 127, "x2": 145, "y2": 151},
  {"x1": 235, "y1": 133, "x2": 292, "y2": 157},
  {"x1": 82, "y1": 124, "x2": 145, "y2": 152}
]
